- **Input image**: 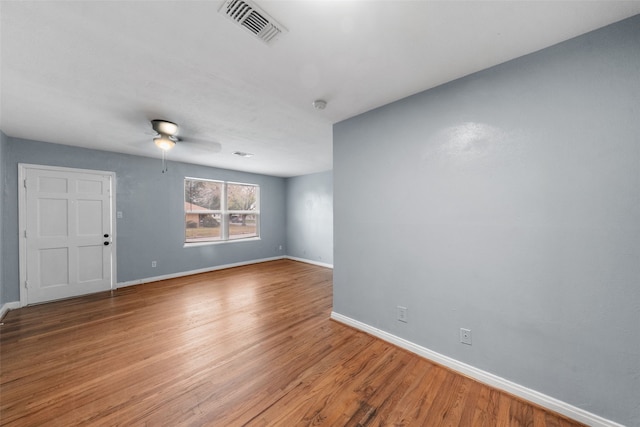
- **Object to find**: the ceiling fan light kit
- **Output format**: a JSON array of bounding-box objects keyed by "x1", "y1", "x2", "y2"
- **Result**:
[
  {"x1": 154, "y1": 135, "x2": 176, "y2": 151},
  {"x1": 151, "y1": 119, "x2": 179, "y2": 151},
  {"x1": 150, "y1": 119, "x2": 180, "y2": 173}
]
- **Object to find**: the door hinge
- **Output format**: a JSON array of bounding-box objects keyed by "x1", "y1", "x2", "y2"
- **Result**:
[
  {"x1": 24, "y1": 280, "x2": 29, "y2": 289},
  {"x1": 24, "y1": 229, "x2": 27, "y2": 238},
  {"x1": 23, "y1": 179, "x2": 27, "y2": 188}
]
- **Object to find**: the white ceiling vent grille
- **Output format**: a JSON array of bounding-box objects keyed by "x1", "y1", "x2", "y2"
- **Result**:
[{"x1": 219, "y1": 0, "x2": 287, "y2": 44}]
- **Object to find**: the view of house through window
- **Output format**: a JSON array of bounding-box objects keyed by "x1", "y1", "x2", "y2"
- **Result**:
[{"x1": 185, "y1": 178, "x2": 259, "y2": 243}]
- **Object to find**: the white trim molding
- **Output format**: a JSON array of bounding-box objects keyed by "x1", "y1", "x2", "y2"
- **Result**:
[
  {"x1": 18, "y1": 163, "x2": 118, "y2": 306},
  {"x1": 285, "y1": 256, "x2": 333, "y2": 269},
  {"x1": 1, "y1": 302, "x2": 21, "y2": 320},
  {"x1": 330, "y1": 312, "x2": 625, "y2": 427},
  {"x1": 117, "y1": 256, "x2": 286, "y2": 288}
]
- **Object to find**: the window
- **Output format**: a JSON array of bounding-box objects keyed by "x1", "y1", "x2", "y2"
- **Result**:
[{"x1": 184, "y1": 178, "x2": 259, "y2": 243}]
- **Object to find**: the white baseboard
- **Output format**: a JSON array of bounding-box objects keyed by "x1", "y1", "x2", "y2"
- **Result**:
[
  {"x1": 2, "y1": 257, "x2": 312, "y2": 312},
  {"x1": 285, "y1": 256, "x2": 333, "y2": 269},
  {"x1": 0, "y1": 301, "x2": 21, "y2": 320},
  {"x1": 117, "y1": 256, "x2": 287, "y2": 288},
  {"x1": 330, "y1": 312, "x2": 624, "y2": 427}
]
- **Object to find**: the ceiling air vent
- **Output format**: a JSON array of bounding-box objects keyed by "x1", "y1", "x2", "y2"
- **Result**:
[{"x1": 219, "y1": 0, "x2": 287, "y2": 44}]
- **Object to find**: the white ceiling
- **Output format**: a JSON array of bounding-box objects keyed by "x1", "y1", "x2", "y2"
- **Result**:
[{"x1": 2, "y1": 1, "x2": 639, "y2": 177}]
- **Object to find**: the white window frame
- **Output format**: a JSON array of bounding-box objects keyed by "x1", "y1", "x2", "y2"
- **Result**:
[
  {"x1": 184, "y1": 177, "x2": 260, "y2": 245},
  {"x1": 226, "y1": 181, "x2": 260, "y2": 241}
]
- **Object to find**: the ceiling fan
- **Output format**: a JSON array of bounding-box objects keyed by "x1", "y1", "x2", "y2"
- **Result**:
[
  {"x1": 151, "y1": 119, "x2": 179, "y2": 151},
  {"x1": 149, "y1": 119, "x2": 222, "y2": 172},
  {"x1": 150, "y1": 119, "x2": 222, "y2": 152}
]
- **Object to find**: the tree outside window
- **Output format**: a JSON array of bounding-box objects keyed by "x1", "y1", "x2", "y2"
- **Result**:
[
  {"x1": 227, "y1": 183, "x2": 258, "y2": 240},
  {"x1": 185, "y1": 178, "x2": 259, "y2": 243}
]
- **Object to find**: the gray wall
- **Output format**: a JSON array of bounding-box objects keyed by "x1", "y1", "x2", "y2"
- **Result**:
[
  {"x1": 2, "y1": 137, "x2": 287, "y2": 303},
  {"x1": 334, "y1": 15, "x2": 639, "y2": 426},
  {"x1": 286, "y1": 170, "x2": 333, "y2": 265},
  {"x1": 0, "y1": 131, "x2": 6, "y2": 304}
]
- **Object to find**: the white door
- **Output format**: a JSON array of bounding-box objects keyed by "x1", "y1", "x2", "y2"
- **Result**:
[{"x1": 20, "y1": 165, "x2": 115, "y2": 305}]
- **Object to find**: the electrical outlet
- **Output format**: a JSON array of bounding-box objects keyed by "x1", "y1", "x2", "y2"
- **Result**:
[
  {"x1": 397, "y1": 306, "x2": 408, "y2": 323},
  {"x1": 151, "y1": 261, "x2": 157, "y2": 268},
  {"x1": 460, "y1": 328, "x2": 472, "y2": 345}
]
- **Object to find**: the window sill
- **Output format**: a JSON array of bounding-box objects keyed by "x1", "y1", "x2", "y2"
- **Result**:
[{"x1": 183, "y1": 237, "x2": 261, "y2": 248}]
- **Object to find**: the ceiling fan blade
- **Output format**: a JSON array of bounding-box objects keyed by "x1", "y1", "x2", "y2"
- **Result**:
[
  {"x1": 178, "y1": 137, "x2": 222, "y2": 153},
  {"x1": 131, "y1": 119, "x2": 222, "y2": 156}
]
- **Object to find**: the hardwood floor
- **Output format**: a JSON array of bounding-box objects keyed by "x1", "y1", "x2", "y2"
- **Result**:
[{"x1": 1, "y1": 260, "x2": 584, "y2": 426}]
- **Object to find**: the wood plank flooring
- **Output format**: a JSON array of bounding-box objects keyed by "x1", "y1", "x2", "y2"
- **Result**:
[{"x1": 0, "y1": 260, "x2": 585, "y2": 426}]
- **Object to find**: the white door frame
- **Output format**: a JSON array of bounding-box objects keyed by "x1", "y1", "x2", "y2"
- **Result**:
[{"x1": 18, "y1": 163, "x2": 117, "y2": 306}]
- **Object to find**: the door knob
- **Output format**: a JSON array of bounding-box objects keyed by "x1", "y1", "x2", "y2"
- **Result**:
[{"x1": 104, "y1": 241, "x2": 110, "y2": 246}]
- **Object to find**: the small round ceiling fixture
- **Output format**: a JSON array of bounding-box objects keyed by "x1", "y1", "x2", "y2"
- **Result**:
[{"x1": 312, "y1": 99, "x2": 327, "y2": 110}]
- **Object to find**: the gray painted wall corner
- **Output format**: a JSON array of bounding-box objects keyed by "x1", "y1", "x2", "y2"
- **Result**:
[
  {"x1": 286, "y1": 170, "x2": 333, "y2": 266},
  {"x1": 0, "y1": 131, "x2": 6, "y2": 305}
]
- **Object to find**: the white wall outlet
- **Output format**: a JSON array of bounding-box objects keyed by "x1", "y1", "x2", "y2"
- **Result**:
[
  {"x1": 397, "y1": 306, "x2": 408, "y2": 323},
  {"x1": 151, "y1": 261, "x2": 157, "y2": 268},
  {"x1": 460, "y1": 328, "x2": 472, "y2": 345}
]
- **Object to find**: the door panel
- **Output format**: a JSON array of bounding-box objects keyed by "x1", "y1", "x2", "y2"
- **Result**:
[
  {"x1": 38, "y1": 198, "x2": 68, "y2": 236},
  {"x1": 77, "y1": 200, "x2": 103, "y2": 235},
  {"x1": 39, "y1": 247, "x2": 69, "y2": 287},
  {"x1": 22, "y1": 166, "x2": 115, "y2": 304},
  {"x1": 78, "y1": 245, "x2": 103, "y2": 282}
]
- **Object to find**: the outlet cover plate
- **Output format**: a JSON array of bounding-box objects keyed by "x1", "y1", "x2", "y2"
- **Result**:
[
  {"x1": 460, "y1": 328, "x2": 472, "y2": 345},
  {"x1": 397, "y1": 306, "x2": 408, "y2": 323}
]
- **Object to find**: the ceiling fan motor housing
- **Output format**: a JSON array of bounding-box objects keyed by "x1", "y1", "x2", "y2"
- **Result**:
[{"x1": 151, "y1": 120, "x2": 179, "y2": 137}]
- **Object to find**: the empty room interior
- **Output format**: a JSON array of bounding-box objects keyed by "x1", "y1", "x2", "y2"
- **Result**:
[{"x1": 1, "y1": 1, "x2": 639, "y2": 426}]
